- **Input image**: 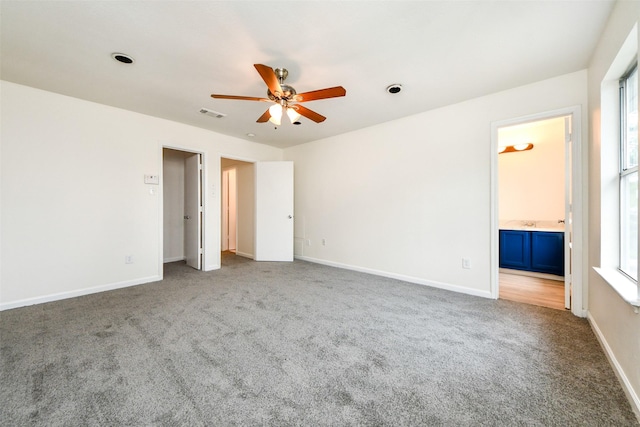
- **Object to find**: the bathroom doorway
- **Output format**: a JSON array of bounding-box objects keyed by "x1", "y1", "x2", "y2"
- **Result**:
[
  {"x1": 491, "y1": 106, "x2": 583, "y2": 315},
  {"x1": 497, "y1": 116, "x2": 567, "y2": 309}
]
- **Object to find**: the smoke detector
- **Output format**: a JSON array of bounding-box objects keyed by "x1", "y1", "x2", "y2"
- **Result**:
[{"x1": 199, "y1": 108, "x2": 226, "y2": 118}]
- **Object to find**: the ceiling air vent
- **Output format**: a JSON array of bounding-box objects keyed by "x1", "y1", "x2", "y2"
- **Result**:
[{"x1": 199, "y1": 108, "x2": 226, "y2": 118}]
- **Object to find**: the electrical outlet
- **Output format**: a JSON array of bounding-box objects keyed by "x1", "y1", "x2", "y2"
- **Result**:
[
  {"x1": 306, "y1": 239, "x2": 311, "y2": 246},
  {"x1": 462, "y1": 258, "x2": 471, "y2": 269},
  {"x1": 125, "y1": 255, "x2": 133, "y2": 264},
  {"x1": 322, "y1": 238, "x2": 326, "y2": 246}
]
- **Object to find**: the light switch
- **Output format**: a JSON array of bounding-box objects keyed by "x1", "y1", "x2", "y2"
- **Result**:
[{"x1": 144, "y1": 174, "x2": 159, "y2": 185}]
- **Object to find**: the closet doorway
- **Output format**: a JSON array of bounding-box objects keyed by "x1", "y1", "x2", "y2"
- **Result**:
[{"x1": 163, "y1": 148, "x2": 203, "y2": 270}]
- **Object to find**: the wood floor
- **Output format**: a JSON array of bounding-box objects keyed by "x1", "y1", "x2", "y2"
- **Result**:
[{"x1": 499, "y1": 272, "x2": 566, "y2": 310}]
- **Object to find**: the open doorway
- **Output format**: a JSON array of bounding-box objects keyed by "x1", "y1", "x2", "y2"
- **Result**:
[
  {"x1": 221, "y1": 168, "x2": 237, "y2": 253},
  {"x1": 497, "y1": 117, "x2": 567, "y2": 310},
  {"x1": 163, "y1": 148, "x2": 203, "y2": 270},
  {"x1": 220, "y1": 158, "x2": 295, "y2": 265},
  {"x1": 491, "y1": 106, "x2": 583, "y2": 316},
  {"x1": 221, "y1": 158, "x2": 255, "y2": 261}
]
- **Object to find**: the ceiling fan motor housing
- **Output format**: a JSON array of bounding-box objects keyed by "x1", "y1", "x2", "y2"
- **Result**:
[
  {"x1": 274, "y1": 68, "x2": 288, "y2": 81},
  {"x1": 268, "y1": 85, "x2": 297, "y2": 102}
]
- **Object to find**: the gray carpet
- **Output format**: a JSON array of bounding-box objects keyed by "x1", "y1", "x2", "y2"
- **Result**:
[{"x1": 1, "y1": 253, "x2": 638, "y2": 426}]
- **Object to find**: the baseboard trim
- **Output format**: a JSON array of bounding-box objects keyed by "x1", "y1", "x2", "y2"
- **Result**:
[
  {"x1": 499, "y1": 267, "x2": 564, "y2": 282},
  {"x1": 163, "y1": 256, "x2": 185, "y2": 263},
  {"x1": 296, "y1": 255, "x2": 492, "y2": 299},
  {"x1": 587, "y1": 311, "x2": 640, "y2": 422},
  {"x1": 0, "y1": 275, "x2": 162, "y2": 311},
  {"x1": 235, "y1": 251, "x2": 254, "y2": 259}
]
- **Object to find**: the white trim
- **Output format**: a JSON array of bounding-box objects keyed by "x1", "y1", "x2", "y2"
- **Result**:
[
  {"x1": 588, "y1": 312, "x2": 640, "y2": 420},
  {"x1": 160, "y1": 143, "x2": 209, "y2": 274},
  {"x1": 296, "y1": 255, "x2": 493, "y2": 299},
  {"x1": 491, "y1": 106, "x2": 584, "y2": 317},
  {"x1": 219, "y1": 153, "x2": 259, "y2": 164},
  {"x1": 219, "y1": 154, "x2": 259, "y2": 266},
  {"x1": 163, "y1": 256, "x2": 185, "y2": 263},
  {"x1": 235, "y1": 251, "x2": 254, "y2": 259},
  {"x1": 0, "y1": 275, "x2": 161, "y2": 311}
]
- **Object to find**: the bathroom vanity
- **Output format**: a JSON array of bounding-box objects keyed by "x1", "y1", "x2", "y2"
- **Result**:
[{"x1": 499, "y1": 221, "x2": 564, "y2": 276}]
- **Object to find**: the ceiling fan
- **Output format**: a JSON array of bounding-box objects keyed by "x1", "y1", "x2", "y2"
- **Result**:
[{"x1": 211, "y1": 64, "x2": 346, "y2": 125}]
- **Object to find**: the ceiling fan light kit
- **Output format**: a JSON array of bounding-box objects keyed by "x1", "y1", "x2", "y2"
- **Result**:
[{"x1": 211, "y1": 64, "x2": 346, "y2": 125}]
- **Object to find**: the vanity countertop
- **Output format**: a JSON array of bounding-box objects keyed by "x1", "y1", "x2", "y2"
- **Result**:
[{"x1": 499, "y1": 220, "x2": 565, "y2": 233}]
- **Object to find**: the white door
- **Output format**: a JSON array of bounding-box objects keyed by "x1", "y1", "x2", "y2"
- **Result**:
[
  {"x1": 185, "y1": 153, "x2": 202, "y2": 269},
  {"x1": 254, "y1": 161, "x2": 294, "y2": 261}
]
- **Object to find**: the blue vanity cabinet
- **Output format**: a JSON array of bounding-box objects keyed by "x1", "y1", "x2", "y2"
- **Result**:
[
  {"x1": 499, "y1": 230, "x2": 531, "y2": 270},
  {"x1": 530, "y1": 232, "x2": 564, "y2": 276},
  {"x1": 499, "y1": 230, "x2": 564, "y2": 276}
]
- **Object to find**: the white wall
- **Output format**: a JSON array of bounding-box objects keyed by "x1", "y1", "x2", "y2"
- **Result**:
[
  {"x1": 285, "y1": 70, "x2": 587, "y2": 298},
  {"x1": 163, "y1": 149, "x2": 187, "y2": 262},
  {"x1": 499, "y1": 117, "x2": 566, "y2": 221},
  {"x1": 0, "y1": 81, "x2": 282, "y2": 309},
  {"x1": 587, "y1": 0, "x2": 640, "y2": 418}
]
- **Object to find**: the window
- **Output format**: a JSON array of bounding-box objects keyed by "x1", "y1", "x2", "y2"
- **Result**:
[{"x1": 619, "y1": 64, "x2": 638, "y2": 281}]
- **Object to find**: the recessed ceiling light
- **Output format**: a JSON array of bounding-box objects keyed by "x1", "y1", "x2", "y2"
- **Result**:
[
  {"x1": 111, "y1": 53, "x2": 134, "y2": 64},
  {"x1": 386, "y1": 84, "x2": 402, "y2": 94},
  {"x1": 246, "y1": 133, "x2": 256, "y2": 137}
]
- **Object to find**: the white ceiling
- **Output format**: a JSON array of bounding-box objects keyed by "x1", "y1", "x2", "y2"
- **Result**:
[{"x1": 1, "y1": 1, "x2": 614, "y2": 149}]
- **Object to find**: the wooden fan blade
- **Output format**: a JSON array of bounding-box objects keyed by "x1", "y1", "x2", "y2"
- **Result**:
[
  {"x1": 295, "y1": 86, "x2": 346, "y2": 102},
  {"x1": 211, "y1": 94, "x2": 269, "y2": 102},
  {"x1": 257, "y1": 108, "x2": 271, "y2": 123},
  {"x1": 292, "y1": 104, "x2": 326, "y2": 123},
  {"x1": 254, "y1": 64, "x2": 283, "y2": 96}
]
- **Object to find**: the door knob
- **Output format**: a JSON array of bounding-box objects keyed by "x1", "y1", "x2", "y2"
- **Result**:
[
  {"x1": 184, "y1": 215, "x2": 191, "y2": 220},
  {"x1": 288, "y1": 215, "x2": 293, "y2": 219}
]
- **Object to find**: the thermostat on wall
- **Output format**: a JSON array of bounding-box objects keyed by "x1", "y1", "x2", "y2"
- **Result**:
[{"x1": 144, "y1": 174, "x2": 159, "y2": 185}]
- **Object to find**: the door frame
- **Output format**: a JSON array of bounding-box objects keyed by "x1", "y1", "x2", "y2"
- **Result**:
[
  {"x1": 219, "y1": 154, "x2": 258, "y2": 264},
  {"x1": 490, "y1": 105, "x2": 584, "y2": 317},
  {"x1": 160, "y1": 144, "x2": 207, "y2": 278},
  {"x1": 221, "y1": 167, "x2": 238, "y2": 252}
]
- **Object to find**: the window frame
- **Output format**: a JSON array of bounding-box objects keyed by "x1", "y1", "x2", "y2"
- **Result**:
[{"x1": 619, "y1": 62, "x2": 638, "y2": 282}]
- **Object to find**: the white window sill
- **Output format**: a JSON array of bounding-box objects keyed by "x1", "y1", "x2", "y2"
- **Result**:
[{"x1": 593, "y1": 267, "x2": 640, "y2": 313}]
